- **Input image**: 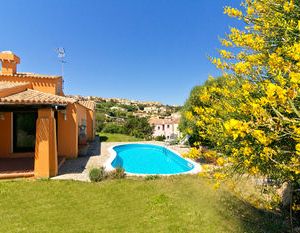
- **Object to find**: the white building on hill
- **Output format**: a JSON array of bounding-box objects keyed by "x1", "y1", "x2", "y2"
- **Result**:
[{"x1": 149, "y1": 117, "x2": 181, "y2": 139}]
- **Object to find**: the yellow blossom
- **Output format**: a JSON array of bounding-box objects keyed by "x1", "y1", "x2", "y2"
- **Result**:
[
  {"x1": 224, "y1": 6, "x2": 243, "y2": 18},
  {"x1": 283, "y1": 0, "x2": 294, "y2": 12},
  {"x1": 296, "y1": 144, "x2": 300, "y2": 155},
  {"x1": 217, "y1": 157, "x2": 225, "y2": 166},
  {"x1": 234, "y1": 62, "x2": 252, "y2": 74},
  {"x1": 249, "y1": 166, "x2": 259, "y2": 175},
  {"x1": 290, "y1": 72, "x2": 300, "y2": 84},
  {"x1": 219, "y1": 49, "x2": 234, "y2": 59},
  {"x1": 185, "y1": 111, "x2": 194, "y2": 121},
  {"x1": 252, "y1": 130, "x2": 271, "y2": 146},
  {"x1": 199, "y1": 92, "x2": 210, "y2": 102},
  {"x1": 214, "y1": 172, "x2": 226, "y2": 180}
]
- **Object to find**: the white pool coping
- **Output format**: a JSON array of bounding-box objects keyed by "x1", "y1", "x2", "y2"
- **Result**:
[{"x1": 104, "y1": 143, "x2": 201, "y2": 176}]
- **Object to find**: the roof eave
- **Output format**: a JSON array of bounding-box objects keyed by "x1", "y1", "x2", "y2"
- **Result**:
[{"x1": 0, "y1": 103, "x2": 67, "y2": 111}]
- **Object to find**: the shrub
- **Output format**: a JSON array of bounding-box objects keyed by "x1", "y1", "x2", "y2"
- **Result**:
[
  {"x1": 154, "y1": 135, "x2": 166, "y2": 141},
  {"x1": 169, "y1": 139, "x2": 179, "y2": 145},
  {"x1": 108, "y1": 167, "x2": 126, "y2": 179},
  {"x1": 96, "y1": 113, "x2": 106, "y2": 132},
  {"x1": 89, "y1": 167, "x2": 106, "y2": 182},
  {"x1": 124, "y1": 116, "x2": 153, "y2": 139},
  {"x1": 181, "y1": 0, "x2": 300, "y2": 219}
]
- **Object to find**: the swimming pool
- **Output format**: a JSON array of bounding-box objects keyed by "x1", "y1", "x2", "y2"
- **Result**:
[{"x1": 106, "y1": 144, "x2": 200, "y2": 175}]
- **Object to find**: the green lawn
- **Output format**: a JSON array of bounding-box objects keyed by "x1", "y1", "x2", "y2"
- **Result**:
[
  {"x1": 98, "y1": 132, "x2": 143, "y2": 142},
  {"x1": 0, "y1": 176, "x2": 285, "y2": 233}
]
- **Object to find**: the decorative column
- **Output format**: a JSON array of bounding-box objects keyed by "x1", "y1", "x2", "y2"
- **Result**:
[{"x1": 34, "y1": 108, "x2": 58, "y2": 178}]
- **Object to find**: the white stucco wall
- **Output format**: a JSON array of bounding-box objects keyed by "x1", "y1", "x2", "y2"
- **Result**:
[{"x1": 153, "y1": 123, "x2": 180, "y2": 139}]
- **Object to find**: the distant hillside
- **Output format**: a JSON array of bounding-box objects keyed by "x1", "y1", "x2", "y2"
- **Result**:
[
  {"x1": 66, "y1": 95, "x2": 182, "y2": 133},
  {"x1": 67, "y1": 94, "x2": 180, "y2": 108}
]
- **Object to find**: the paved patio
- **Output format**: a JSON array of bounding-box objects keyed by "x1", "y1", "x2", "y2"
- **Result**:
[
  {"x1": 0, "y1": 157, "x2": 34, "y2": 173},
  {"x1": 53, "y1": 138, "x2": 191, "y2": 182},
  {"x1": 0, "y1": 156, "x2": 65, "y2": 179}
]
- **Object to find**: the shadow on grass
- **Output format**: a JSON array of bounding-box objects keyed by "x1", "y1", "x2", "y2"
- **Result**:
[
  {"x1": 217, "y1": 191, "x2": 288, "y2": 233},
  {"x1": 99, "y1": 135, "x2": 108, "y2": 142}
]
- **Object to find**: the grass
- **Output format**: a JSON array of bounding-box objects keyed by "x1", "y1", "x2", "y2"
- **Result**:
[
  {"x1": 98, "y1": 132, "x2": 143, "y2": 142},
  {"x1": 0, "y1": 176, "x2": 286, "y2": 233}
]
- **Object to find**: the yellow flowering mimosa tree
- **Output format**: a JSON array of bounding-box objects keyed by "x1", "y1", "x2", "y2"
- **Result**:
[{"x1": 182, "y1": 0, "x2": 300, "y2": 211}]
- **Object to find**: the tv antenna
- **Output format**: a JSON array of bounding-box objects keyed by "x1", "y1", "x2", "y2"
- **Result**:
[{"x1": 56, "y1": 47, "x2": 66, "y2": 77}]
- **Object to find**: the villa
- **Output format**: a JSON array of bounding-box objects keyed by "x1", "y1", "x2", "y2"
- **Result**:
[
  {"x1": 149, "y1": 116, "x2": 181, "y2": 140},
  {"x1": 0, "y1": 51, "x2": 96, "y2": 178}
]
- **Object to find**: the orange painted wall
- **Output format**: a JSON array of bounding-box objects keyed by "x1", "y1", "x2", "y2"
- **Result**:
[
  {"x1": 57, "y1": 104, "x2": 78, "y2": 158},
  {"x1": 77, "y1": 104, "x2": 86, "y2": 131},
  {"x1": 0, "y1": 75, "x2": 63, "y2": 95},
  {"x1": 0, "y1": 113, "x2": 12, "y2": 157},
  {"x1": 86, "y1": 109, "x2": 95, "y2": 141},
  {"x1": 77, "y1": 104, "x2": 87, "y2": 145},
  {"x1": 34, "y1": 108, "x2": 58, "y2": 178}
]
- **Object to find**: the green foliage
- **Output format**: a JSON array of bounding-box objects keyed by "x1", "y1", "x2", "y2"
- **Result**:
[
  {"x1": 154, "y1": 135, "x2": 166, "y2": 141},
  {"x1": 96, "y1": 112, "x2": 106, "y2": 132},
  {"x1": 118, "y1": 104, "x2": 138, "y2": 112},
  {"x1": 96, "y1": 100, "x2": 154, "y2": 139},
  {"x1": 101, "y1": 117, "x2": 152, "y2": 139},
  {"x1": 102, "y1": 123, "x2": 126, "y2": 134},
  {"x1": 180, "y1": 77, "x2": 228, "y2": 146},
  {"x1": 89, "y1": 167, "x2": 106, "y2": 182},
  {"x1": 96, "y1": 101, "x2": 115, "y2": 110},
  {"x1": 138, "y1": 104, "x2": 145, "y2": 110},
  {"x1": 124, "y1": 116, "x2": 153, "y2": 139}
]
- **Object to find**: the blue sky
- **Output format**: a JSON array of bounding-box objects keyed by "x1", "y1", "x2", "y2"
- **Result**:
[{"x1": 0, "y1": 0, "x2": 242, "y2": 105}]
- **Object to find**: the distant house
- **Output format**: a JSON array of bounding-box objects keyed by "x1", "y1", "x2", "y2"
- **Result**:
[
  {"x1": 132, "y1": 111, "x2": 148, "y2": 118},
  {"x1": 0, "y1": 51, "x2": 96, "y2": 178},
  {"x1": 110, "y1": 106, "x2": 126, "y2": 111},
  {"x1": 149, "y1": 117, "x2": 181, "y2": 139},
  {"x1": 158, "y1": 106, "x2": 167, "y2": 113},
  {"x1": 144, "y1": 106, "x2": 158, "y2": 114}
]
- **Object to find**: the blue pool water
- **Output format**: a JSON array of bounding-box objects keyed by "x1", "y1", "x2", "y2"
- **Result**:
[{"x1": 111, "y1": 144, "x2": 195, "y2": 175}]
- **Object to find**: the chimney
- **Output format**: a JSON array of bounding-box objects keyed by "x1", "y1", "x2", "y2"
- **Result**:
[{"x1": 0, "y1": 51, "x2": 20, "y2": 75}]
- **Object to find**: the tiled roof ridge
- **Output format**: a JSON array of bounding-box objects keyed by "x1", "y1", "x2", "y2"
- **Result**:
[
  {"x1": 0, "y1": 89, "x2": 76, "y2": 105},
  {"x1": 78, "y1": 100, "x2": 96, "y2": 110},
  {"x1": 1, "y1": 72, "x2": 61, "y2": 79},
  {"x1": 0, "y1": 81, "x2": 31, "y2": 92}
]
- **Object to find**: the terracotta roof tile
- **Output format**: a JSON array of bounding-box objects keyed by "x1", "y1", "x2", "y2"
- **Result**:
[
  {"x1": 149, "y1": 118, "x2": 180, "y2": 125},
  {"x1": 0, "y1": 89, "x2": 76, "y2": 105},
  {"x1": 1, "y1": 72, "x2": 61, "y2": 79},
  {"x1": 78, "y1": 100, "x2": 96, "y2": 110},
  {"x1": 0, "y1": 81, "x2": 30, "y2": 92}
]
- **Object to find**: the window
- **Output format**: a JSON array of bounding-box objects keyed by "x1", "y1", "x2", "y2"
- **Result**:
[
  {"x1": 13, "y1": 112, "x2": 37, "y2": 152},
  {"x1": 157, "y1": 126, "x2": 160, "y2": 130},
  {"x1": 162, "y1": 125, "x2": 165, "y2": 130},
  {"x1": 167, "y1": 125, "x2": 170, "y2": 128}
]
